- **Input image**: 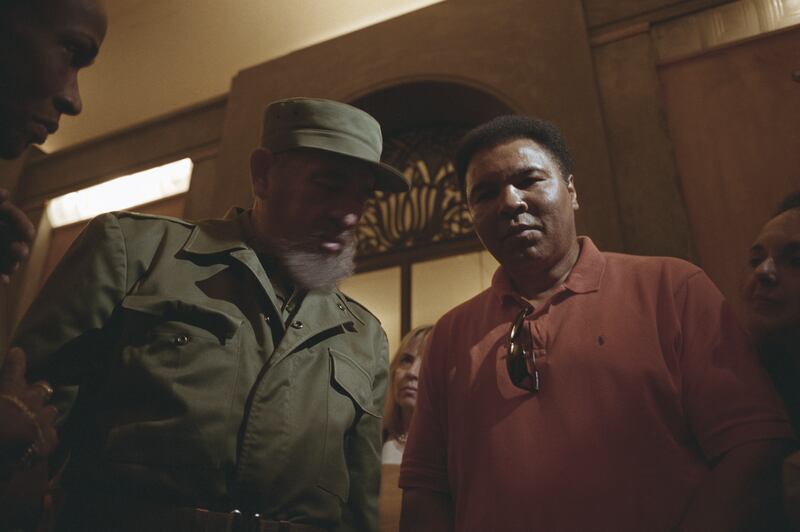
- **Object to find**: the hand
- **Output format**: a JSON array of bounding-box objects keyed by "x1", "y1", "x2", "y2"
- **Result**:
[
  {"x1": 0, "y1": 349, "x2": 59, "y2": 532},
  {"x1": 0, "y1": 348, "x2": 58, "y2": 464},
  {"x1": 0, "y1": 188, "x2": 35, "y2": 284}
]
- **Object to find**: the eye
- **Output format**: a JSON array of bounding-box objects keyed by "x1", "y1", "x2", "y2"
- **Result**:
[
  {"x1": 516, "y1": 176, "x2": 542, "y2": 189},
  {"x1": 398, "y1": 354, "x2": 415, "y2": 367},
  {"x1": 61, "y1": 38, "x2": 95, "y2": 68},
  {"x1": 470, "y1": 188, "x2": 497, "y2": 204}
]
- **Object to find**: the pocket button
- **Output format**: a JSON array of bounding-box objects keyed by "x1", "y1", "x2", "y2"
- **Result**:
[
  {"x1": 291, "y1": 321, "x2": 304, "y2": 329},
  {"x1": 174, "y1": 334, "x2": 190, "y2": 346}
]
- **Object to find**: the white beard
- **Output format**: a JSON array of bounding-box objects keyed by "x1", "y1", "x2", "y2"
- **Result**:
[{"x1": 275, "y1": 236, "x2": 357, "y2": 292}]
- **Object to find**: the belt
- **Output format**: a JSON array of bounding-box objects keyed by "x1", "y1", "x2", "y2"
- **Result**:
[{"x1": 97, "y1": 506, "x2": 328, "y2": 532}]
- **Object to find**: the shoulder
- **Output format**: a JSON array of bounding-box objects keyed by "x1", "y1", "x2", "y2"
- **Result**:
[
  {"x1": 107, "y1": 211, "x2": 197, "y2": 246},
  {"x1": 339, "y1": 292, "x2": 383, "y2": 326},
  {"x1": 111, "y1": 210, "x2": 195, "y2": 231},
  {"x1": 602, "y1": 251, "x2": 704, "y2": 285}
]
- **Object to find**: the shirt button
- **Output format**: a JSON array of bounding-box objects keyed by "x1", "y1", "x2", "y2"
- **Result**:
[
  {"x1": 291, "y1": 321, "x2": 304, "y2": 329},
  {"x1": 263, "y1": 314, "x2": 271, "y2": 323},
  {"x1": 174, "y1": 334, "x2": 190, "y2": 346},
  {"x1": 336, "y1": 302, "x2": 345, "y2": 311}
]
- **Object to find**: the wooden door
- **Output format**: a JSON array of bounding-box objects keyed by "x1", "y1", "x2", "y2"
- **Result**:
[{"x1": 659, "y1": 26, "x2": 800, "y2": 315}]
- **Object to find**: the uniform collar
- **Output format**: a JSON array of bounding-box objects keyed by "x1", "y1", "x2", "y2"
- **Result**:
[
  {"x1": 491, "y1": 236, "x2": 606, "y2": 305},
  {"x1": 181, "y1": 207, "x2": 250, "y2": 255},
  {"x1": 180, "y1": 207, "x2": 364, "y2": 323}
]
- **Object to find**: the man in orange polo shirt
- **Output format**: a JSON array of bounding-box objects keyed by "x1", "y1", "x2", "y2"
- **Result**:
[{"x1": 399, "y1": 115, "x2": 795, "y2": 532}]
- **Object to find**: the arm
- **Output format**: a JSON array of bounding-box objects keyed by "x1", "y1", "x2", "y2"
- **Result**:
[
  {"x1": 678, "y1": 439, "x2": 793, "y2": 532},
  {"x1": 400, "y1": 488, "x2": 453, "y2": 532},
  {"x1": 398, "y1": 324, "x2": 453, "y2": 530},
  {"x1": 0, "y1": 348, "x2": 58, "y2": 530},
  {"x1": 13, "y1": 213, "x2": 129, "y2": 418},
  {"x1": 676, "y1": 271, "x2": 796, "y2": 531},
  {"x1": 338, "y1": 331, "x2": 389, "y2": 532}
]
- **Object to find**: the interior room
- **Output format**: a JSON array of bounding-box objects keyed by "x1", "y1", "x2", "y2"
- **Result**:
[{"x1": 1, "y1": 0, "x2": 798, "y2": 529}]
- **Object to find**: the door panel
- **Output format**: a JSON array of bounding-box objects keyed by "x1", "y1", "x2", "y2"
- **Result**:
[{"x1": 659, "y1": 26, "x2": 800, "y2": 314}]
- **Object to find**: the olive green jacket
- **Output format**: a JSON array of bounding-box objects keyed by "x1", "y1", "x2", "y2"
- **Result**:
[{"x1": 13, "y1": 209, "x2": 388, "y2": 531}]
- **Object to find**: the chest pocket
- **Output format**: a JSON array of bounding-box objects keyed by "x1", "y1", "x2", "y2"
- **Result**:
[
  {"x1": 318, "y1": 348, "x2": 380, "y2": 501},
  {"x1": 104, "y1": 295, "x2": 244, "y2": 466}
]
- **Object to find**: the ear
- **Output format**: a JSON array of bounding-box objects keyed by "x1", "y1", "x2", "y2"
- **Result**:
[
  {"x1": 566, "y1": 174, "x2": 579, "y2": 211},
  {"x1": 250, "y1": 148, "x2": 274, "y2": 199}
]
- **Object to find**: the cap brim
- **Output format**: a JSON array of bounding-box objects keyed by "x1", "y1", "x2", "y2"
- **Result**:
[
  {"x1": 280, "y1": 143, "x2": 409, "y2": 193},
  {"x1": 373, "y1": 161, "x2": 410, "y2": 193}
]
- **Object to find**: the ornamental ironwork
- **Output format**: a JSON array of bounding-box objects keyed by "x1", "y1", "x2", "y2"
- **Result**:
[{"x1": 355, "y1": 127, "x2": 474, "y2": 257}]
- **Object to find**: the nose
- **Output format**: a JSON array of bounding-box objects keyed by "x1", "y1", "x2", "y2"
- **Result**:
[
  {"x1": 55, "y1": 71, "x2": 83, "y2": 116},
  {"x1": 754, "y1": 257, "x2": 778, "y2": 286},
  {"x1": 408, "y1": 358, "x2": 422, "y2": 379},
  {"x1": 331, "y1": 194, "x2": 367, "y2": 230},
  {"x1": 499, "y1": 184, "x2": 526, "y2": 217}
]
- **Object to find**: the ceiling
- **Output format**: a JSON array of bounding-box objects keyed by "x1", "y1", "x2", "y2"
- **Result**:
[{"x1": 42, "y1": 0, "x2": 444, "y2": 153}]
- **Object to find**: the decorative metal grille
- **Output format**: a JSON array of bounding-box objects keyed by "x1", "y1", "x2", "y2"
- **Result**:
[{"x1": 355, "y1": 127, "x2": 474, "y2": 257}]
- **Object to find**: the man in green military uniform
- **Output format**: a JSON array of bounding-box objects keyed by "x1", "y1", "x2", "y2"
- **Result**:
[{"x1": 13, "y1": 98, "x2": 409, "y2": 531}]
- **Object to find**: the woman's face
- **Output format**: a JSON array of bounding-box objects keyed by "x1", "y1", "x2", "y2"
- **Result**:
[{"x1": 392, "y1": 334, "x2": 426, "y2": 412}]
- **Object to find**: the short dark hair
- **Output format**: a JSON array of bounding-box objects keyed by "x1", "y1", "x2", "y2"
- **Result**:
[
  {"x1": 454, "y1": 115, "x2": 573, "y2": 197},
  {"x1": 775, "y1": 190, "x2": 800, "y2": 216}
]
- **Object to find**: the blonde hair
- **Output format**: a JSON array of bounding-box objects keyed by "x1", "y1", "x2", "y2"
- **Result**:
[{"x1": 383, "y1": 325, "x2": 433, "y2": 442}]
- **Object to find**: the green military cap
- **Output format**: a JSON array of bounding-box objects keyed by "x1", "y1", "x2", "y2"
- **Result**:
[{"x1": 262, "y1": 97, "x2": 410, "y2": 193}]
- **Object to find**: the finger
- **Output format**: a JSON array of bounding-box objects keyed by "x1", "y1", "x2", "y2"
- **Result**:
[
  {"x1": 37, "y1": 406, "x2": 59, "y2": 455},
  {"x1": 0, "y1": 257, "x2": 21, "y2": 277},
  {"x1": 0, "y1": 347, "x2": 27, "y2": 389},
  {"x1": 30, "y1": 381, "x2": 54, "y2": 401},
  {"x1": 40, "y1": 494, "x2": 56, "y2": 531},
  {"x1": 21, "y1": 381, "x2": 53, "y2": 408},
  {"x1": 0, "y1": 274, "x2": 9, "y2": 284},
  {"x1": 0, "y1": 201, "x2": 35, "y2": 243},
  {"x1": 8, "y1": 240, "x2": 30, "y2": 261}
]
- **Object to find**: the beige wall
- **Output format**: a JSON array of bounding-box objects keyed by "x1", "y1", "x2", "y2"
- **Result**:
[
  {"x1": 6, "y1": 0, "x2": 751, "y2": 343},
  {"x1": 208, "y1": 0, "x2": 625, "y2": 254}
]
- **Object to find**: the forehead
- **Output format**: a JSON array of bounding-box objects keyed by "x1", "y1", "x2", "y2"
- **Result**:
[
  {"x1": 466, "y1": 138, "x2": 561, "y2": 185},
  {"x1": 754, "y1": 209, "x2": 800, "y2": 246},
  {"x1": 38, "y1": 0, "x2": 107, "y2": 38},
  {"x1": 283, "y1": 148, "x2": 376, "y2": 185},
  {"x1": 401, "y1": 333, "x2": 427, "y2": 355}
]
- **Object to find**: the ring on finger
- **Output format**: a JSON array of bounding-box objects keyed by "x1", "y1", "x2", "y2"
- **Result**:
[{"x1": 32, "y1": 381, "x2": 54, "y2": 399}]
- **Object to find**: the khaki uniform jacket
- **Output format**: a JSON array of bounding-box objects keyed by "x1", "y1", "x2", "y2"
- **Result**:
[{"x1": 13, "y1": 209, "x2": 389, "y2": 531}]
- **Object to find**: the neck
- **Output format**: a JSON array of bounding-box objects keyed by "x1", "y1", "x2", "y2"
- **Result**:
[
  {"x1": 247, "y1": 206, "x2": 276, "y2": 254},
  {"x1": 759, "y1": 334, "x2": 800, "y2": 432},
  {"x1": 400, "y1": 406, "x2": 414, "y2": 435},
  {"x1": 505, "y1": 239, "x2": 581, "y2": 303}
]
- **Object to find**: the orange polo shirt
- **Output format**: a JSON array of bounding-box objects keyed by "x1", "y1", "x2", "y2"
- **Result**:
[{"x1": 399, "y1": 237, "x2": 793, "y2": 532}]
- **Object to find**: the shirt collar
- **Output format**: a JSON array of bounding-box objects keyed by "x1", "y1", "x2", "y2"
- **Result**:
[
  {"x1": 181, "y1": 207, "x2": 250, "y2": 255},
  {"x1": 490, "y1": 236, "x2": 606, "y2": 305}
]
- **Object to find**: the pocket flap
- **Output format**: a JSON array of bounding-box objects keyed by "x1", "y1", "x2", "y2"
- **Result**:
[
  {"x1": 121, "y1": 295, "x2": 242, "y2": 340},
  {"x1": 328, "y1": 348, "x2": 380, "y2": 418}
]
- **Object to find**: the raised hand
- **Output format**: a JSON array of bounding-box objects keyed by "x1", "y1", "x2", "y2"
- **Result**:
[{"x1": 0, "y1": 188, "x2": 35, "y2": 284}]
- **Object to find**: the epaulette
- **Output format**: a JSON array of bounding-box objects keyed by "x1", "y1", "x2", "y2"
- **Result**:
[
  {"x1": 113, "y1": 210, "x2": 196, "y2": 228},
  {"x1": 339, "y1": 293, "x2": 382, "y2": 325}
]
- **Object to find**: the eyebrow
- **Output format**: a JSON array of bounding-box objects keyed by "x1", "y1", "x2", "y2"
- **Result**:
[{"x1": 468, "y1": 165, "x2": 549, "y2": 198}]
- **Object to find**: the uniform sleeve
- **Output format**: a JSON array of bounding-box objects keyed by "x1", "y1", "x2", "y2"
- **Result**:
[
  {"x1": 12, "y1": 213, "x2": 129, "y2": 422},
  {"x1": 678, "y1": 271, "x2": 795, "y2": 460},
  {"x1": 398, "y1": 321, "x2": 450, "y2": 493},
  {"x1": 338, "y1": 328, "x2": 389, "y2": 532}
]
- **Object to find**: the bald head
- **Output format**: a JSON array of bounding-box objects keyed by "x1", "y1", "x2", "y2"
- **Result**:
[{"x1": 0, "y1": 0, "x2": 107, "y2": 159}]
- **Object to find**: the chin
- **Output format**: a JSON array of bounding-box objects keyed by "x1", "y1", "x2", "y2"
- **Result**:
[{"x1": 0, "y1": 138, "x2": 26, "y2": 160}]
